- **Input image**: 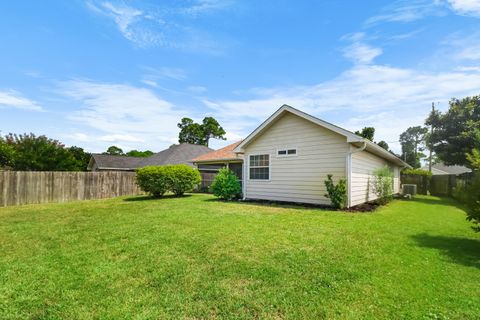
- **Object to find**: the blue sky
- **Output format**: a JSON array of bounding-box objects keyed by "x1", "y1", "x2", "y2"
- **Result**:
[{"x1": 1, "y1": 0, "x2": 480, "y2": 153}]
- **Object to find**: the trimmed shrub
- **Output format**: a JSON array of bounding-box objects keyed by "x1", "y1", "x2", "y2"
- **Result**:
[
  {"x1": 210, "y1": 168, "x2": 242, "y2": 200},
  {"x1": 136, "y1": 164, "x2": 201, "y2": 197},
  {"x1": 324, "y1": 174, "x2": 347, "y2": 209},
  {"x1": 135, "y1": 166, "x2": 169, "y2": 197},
  {"x1": 164, "y1": 164, "x2": 201, "y2": 196},
  {"x1": 402, "y1": 168, "x2": 432, "y2": 177},
  {"x1": 372, "y1": 165, "x2": 394, "y2": 205}
]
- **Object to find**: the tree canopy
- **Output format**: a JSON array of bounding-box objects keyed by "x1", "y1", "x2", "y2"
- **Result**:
[
  {"x1": 426, "y1": 96, "x2": 480, "y2": 168},
  {"x1": 125, "y1": 150, "x2": 154, "y2": 157},
  {"x1": 4, "y1": 133, "x2": 86, "y2": 171},
  {"x1": 399, "y1": 126, "x2": 428, "y2": 168},
  {"x1": 178, "y1": 117, "x2": 226, "y2": 146},
  {"x1": 377, "y1": 140, "x2": 389, "y2": 151},
  {"x1": 355, "y1": 127, "x2": 375, "y2": 141},
  {"x1": 104, "y1": 146, "x2": 124, "y2": 155}
]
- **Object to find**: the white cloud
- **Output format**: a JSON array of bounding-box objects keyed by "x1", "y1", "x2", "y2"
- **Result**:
[
  {"x1": 141, "y1": 66, "x2": 188, "y2": 86},
  {"x1": 0, "y1": 90, "x2": 43, "y2": 111},
  {"x1": 61, "y1": 80, "x2": 184, "y2": 151},
  {"x1": 447, "y1": 0, "x2": 480, "y2": 16},
  {"x1": 187, "y1": 86, "x2": 207, "y2": 94},
  {"x1": 365, "y1": 0, "x2": 447, "y2": 25},
  {"x1": 342, "y1": 33, "x2": 383, "y2": 65},
  {"x1": 204, "y1": 64, "x2": 480, "y2": 153},
  {"x1": 181, "y1": 0, "x2": 233, "y2": 16},
  {"x1": 86, "y1": 0, "x2": 232, "y2": 53},
  {"x1": 99, "y1": 134, "x2": 144, "y2": 142}
]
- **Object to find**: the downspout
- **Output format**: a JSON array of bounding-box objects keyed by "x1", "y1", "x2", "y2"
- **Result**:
[{"x1": 346, "y1": 141, "x2": 367, "y2": 208}]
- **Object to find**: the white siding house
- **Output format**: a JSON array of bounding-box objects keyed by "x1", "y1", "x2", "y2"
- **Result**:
[
  {"x1": 194, "y1": 105, "x2": 410, "y2": 207},
  {"x1": 243, "y1": 112, "x2": 348, "y2": 205}
]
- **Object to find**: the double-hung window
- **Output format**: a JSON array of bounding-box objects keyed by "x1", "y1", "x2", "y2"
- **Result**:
[{"x1": 249, "y1": 154, "x2": 269, "y2": 180}]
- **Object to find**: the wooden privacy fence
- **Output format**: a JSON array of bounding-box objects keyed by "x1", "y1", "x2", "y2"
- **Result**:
[
  {"x1": 0, "y1": 171, "x2": 142, "y2": 207},
  {"x1": 401, "y1": 174, "x2": 429, "y2": 195}
]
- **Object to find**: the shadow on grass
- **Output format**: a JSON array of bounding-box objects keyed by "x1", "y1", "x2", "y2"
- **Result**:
[
  {"x1": 123, "y1": 194, "x2": 192, "y2": 202},
  {"x1": 411, "y1": 233, "x2": 480, "y2": 268},
  {"x1": 410, "y1": 196, "x2": 466, "y2": 210},
  {"x1": 203, "y1": 197, "x2": 332, "y2": 211}
]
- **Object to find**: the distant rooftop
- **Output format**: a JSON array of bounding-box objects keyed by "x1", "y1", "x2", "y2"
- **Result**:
[
  {"x1": 191, "y1": 141, "x2": 243, "y2": 163},
  {"x1": 88, "y1": 143, "x2": 213, "y2": 171}
]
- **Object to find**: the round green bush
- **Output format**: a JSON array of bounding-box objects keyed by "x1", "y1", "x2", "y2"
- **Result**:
[
  {"x1": 135, "y1": 166, "x2": 169, "y2": 197},
  {"x1": 164, "y1": 164, "x2": 202, "y2": 196},
  {"x1": 136, "y1": 164, "x2": 201, "y2": 197},
  {"x1": 209, "y1": 168, "x2": 242, "y2": 200}
]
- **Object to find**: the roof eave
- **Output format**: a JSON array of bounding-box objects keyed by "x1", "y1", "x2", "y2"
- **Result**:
[
  {"x1": 234, "y1": 104, "x2": 362, "y2": 153},
  {"x1": 351, "y1": 139, "x2": 411, "y2": 168}
]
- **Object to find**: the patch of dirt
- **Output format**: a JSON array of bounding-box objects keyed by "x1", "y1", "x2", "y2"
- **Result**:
[{"x1": 344, "y1": 202, "x2": 380, "y2": 212}]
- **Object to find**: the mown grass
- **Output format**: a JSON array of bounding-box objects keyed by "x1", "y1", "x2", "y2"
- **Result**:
[{"x1": 0, "y1": 194, "x2": 479, "y2": 319}]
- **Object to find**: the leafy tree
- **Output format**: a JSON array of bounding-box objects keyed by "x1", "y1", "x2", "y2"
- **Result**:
[
  {"x1": 5, "y1": 133, "x2": 81, "y2": 171},
  {"x1": 126, "y1": 150, "x2": 154, "y2": 157},
  {"x1": 178, "y1": 117, "x2": 226, "y2": 146},
  {"x1": 355, "y1": 127, "x2": 375, "y2": 141},
  {"x1": 466, "y1": 148, "x2": 480, "y2": 170},
  {"x1": 0, "y1": 137, "x2": 16, "y2": 169},
  {"x1": 426, "y1": 95, "x2": 480, "y2": 167},
  {"x1": 67, "y1": 146, "x2": 91, "y2": 171},
  {"x1": 104, "y1": 146, "x2": 124, "y2": 155},
  {"x1": 201, "y1": 117, "x2": 227, "y2": 147},
  {"x1": 464, "y1": 173, "x2": 480, "y2": 232},
  {"x1": 399, "y1": 126, "x2": 428, "y2": 168},
  {"x1": 377, "y1": 140, "x2": 389, "y2": 151}
]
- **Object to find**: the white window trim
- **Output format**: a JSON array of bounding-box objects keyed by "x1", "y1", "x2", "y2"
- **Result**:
[
  {"x1": 276, "y1": 147, "x2": 298, "y2": 157},
  {"x1": 247, "y1": 153, "x2": 271, "y2": 181}
]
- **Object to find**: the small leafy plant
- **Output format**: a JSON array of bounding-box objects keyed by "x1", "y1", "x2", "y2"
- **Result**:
[
  {"x1": 324, "y1": 174, "x2": 347, "y2": 209},
  {"x1": 210, "y1": 168, "x2": 242, "y2": 200},
  {"x1": 372, "y1": 165, "x2": 394, "y2": 205}
]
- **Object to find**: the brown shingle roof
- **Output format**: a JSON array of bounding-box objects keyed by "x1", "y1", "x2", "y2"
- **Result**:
[{"x1": 191, "y1": 141, "x2": 242, "y2": 162}]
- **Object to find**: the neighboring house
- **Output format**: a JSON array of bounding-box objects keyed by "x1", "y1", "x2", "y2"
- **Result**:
[
  {"x1": 421, "y1": 163, "x2": 472, "y2": 175},
  {"x1": 193, "y1": 105, "x2": 410, "y2": 207},
  {"x1": 88, "y1": 143, "x2": 213, "y2": 171},
  {"x1": 192, "y1": 141, "x2": 244, "y2": 189}
]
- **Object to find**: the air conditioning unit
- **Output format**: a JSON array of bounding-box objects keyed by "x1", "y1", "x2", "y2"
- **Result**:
[{"x1": 402, "y1": 184, "x2": 417, "y2": 196}]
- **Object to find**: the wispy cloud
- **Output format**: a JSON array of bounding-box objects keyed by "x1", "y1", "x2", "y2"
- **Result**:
[
  {"x1": 441, "y1": 31, "x2": 480, "y2": 61},
  {"x1": 140, "y1": 66, "x2": 188, "y2": 87},
  {"x1": 204, "y1": 64, "x2": 480, "y2": 152},
  {"x1": 0, "y1": 90, "x2": 44, "y2": 111},
  {"x1": 86, "y1": 0, "x2": 233, "y2": 53},
  {"x1": 60, "y1": 80, "x2": 184, "y2": 150},
  {"x1": 342, "y1": 33, "x2": 383, "y2": 65},
  {"x1": 447, "y1": 0, "x2": 480, "y2": 16},
  {"x1": 365, "y1": 0, "x2": 447, "y2": 25},
  {"x1": 181, "y1": 0, "x2": 233, "y2": 16}
]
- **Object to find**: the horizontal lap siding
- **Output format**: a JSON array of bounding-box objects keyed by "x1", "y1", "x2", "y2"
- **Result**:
[
  {"x1": 244, "y1": 113, "x2": 348, "y2": 205},
  {"x1": 350, "y1": 151, "x2": 401, "y2": 206}
]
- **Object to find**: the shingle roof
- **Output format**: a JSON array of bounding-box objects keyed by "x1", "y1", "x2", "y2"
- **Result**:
[
  {"x1": 89, "y1": 144, "x2": 213, "y2": 170},
  {"x1": 422, "y1": 163, "x2": 472, "y2": 175},
  {"x1": 191, "y1": 141, "x2": 242, "y2": 162},
  {"x1": 89, "y1": 154, "x2": 145, "y2": 170},
  {"x1": 140, "y1": 143, "x2": 213, "y2": 167}
]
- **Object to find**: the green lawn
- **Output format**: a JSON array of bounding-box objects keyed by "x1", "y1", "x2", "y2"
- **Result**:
[{"x1": 0, "y1": 195, "x2": 479, "y2": 319}]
